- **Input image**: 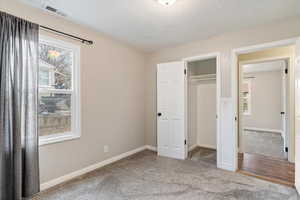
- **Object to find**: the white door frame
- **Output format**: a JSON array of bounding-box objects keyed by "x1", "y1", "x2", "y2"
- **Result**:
[
  {"x1": 238, "y1": 58, "x2": 290, "y2": 158},
  {"x1": 281, "y1": 60, "x2": 288, "y2": 157},
  {"x1": 182, "y1": 52, "x2": 221, "y2": 168},
  {"x1": 232, "y1": 38, "x2": 298, "y2": 170}
]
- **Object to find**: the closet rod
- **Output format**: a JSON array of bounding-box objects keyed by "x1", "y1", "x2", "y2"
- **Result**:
[
  {"x1": 190, "y1": 78, "x2": 216, "y2": 81},
  {"x1": 244, "y1": 76, "x2": 255, "y2": 79}
]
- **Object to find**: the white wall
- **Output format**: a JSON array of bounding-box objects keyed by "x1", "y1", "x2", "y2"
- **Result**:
[{"x1": 243, "y1": 70, "x2": 282, "y2": 130}]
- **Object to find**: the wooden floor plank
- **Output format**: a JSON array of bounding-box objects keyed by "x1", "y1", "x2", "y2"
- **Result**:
[{"x1": 238, "y1": 153, "x2": 295, "y2": 187}]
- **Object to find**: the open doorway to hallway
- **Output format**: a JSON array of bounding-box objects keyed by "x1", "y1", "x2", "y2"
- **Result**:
[
  {"x1": 240, "y1": 59, "x2": 288, "y2": 160},
  {"x1": 237, "y1": 45, "x2": 295, "y2": 186}
]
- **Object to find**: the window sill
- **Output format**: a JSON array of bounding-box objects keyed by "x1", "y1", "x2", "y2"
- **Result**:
[{"x1": 39, "y1": 133, "x2": 80, "y2": 146}]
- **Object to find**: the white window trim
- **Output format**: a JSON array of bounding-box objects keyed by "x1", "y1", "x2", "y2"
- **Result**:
[
  {"x1": 243, "y1": 79, "x2": 252, "y2": 116},
  {"x1": 39, "y1": 35, "x2": 81, "y2": 146}
]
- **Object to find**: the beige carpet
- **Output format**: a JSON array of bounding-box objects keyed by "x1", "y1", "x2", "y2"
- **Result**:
[{"x1": 32, "y1": 150, "x2": 298, "y2": 200}]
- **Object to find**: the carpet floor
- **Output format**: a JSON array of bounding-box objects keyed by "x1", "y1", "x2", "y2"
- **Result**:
[
  {"x1": 189, "y1": 146, "x2": 217, "y2": 165},
  {"x1": 32, "y1": 150, "x2": 299, "y2": 200},
  {"x1": 243, "y1": 130, "x2": 286, "y2": 160}
]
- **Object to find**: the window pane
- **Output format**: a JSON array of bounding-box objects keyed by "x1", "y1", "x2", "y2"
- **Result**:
[
  {"x1": 39, "y1": 43, "x2": 73, "y2": 89},
  {"x1": 39, "y1": 69, "x2": 50, "y2": 86},
  {"x1": 38, "y1": 93, "x2": 71, "y2": 137}
]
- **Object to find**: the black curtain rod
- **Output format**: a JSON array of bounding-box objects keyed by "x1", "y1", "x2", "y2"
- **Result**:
[
  {"x1": 40, "y1": 25, "x2": 93, "y2": 45},
  {"x1": 0, "y1": 10, "x2": 93, "y2": 45}
]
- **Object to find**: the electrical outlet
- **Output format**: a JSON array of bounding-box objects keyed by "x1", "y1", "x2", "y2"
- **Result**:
[{"x1": 104, "y1": 145, "x2": 109, "y2": 153}]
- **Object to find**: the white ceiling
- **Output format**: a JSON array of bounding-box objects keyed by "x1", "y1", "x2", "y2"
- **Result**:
[
  {"x1": 22, "y1": 0, "x2": 300, "y2": 52},
  {"x1": 243, "y1": 60, "x2": 286, "y2": 73}
]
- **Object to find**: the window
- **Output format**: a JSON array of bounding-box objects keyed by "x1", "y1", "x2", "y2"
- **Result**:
[
  {"x1": 38, "y1": 35, "x2": 80, "y2": 145},
  {"x1": 242, "y1": 79, "x2": 251, "y2": 115},
  {"x1": 39, "y1": 61, "x2": 55, "y2": 87}
]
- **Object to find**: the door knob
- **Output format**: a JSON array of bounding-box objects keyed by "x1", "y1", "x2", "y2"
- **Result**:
[{"x1": 157, "y1": 113, "x2": 162, "y2": 117}]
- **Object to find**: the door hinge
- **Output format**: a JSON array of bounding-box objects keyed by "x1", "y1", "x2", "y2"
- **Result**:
[
  {"x1": 285, "y1": 147, "x2": 288, "y2": 152},
  {"x1": 285, "y1": 68, "x2": 288, "y2": 74},
  {"x1": 184, "y1": 69, "x2": 187, "y2": 75},
  {"x1": 235, "y1": 116, "x2": 238, "y2": 121},
  {"x1": 184, "y1": 140, "x2": 187, "y2": 145}
]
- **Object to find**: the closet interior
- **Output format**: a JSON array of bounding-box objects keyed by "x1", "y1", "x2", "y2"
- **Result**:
[{"x1": 187, "y1": 58, "x2": 217, "y2": 165}]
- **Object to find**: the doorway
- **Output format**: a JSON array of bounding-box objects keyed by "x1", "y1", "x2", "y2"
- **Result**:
[
  {"x1": 156, "y1": 53, "x2": 221, "y2": 168},
  {"x1": 235, "y1": 45, "x2": 296, "y2": 186},
  {"x1": 239, "y1": 59, "x2": 289, "y2": 160},
  {"x1": 184, "y1": 53, "x2": 221, "y2": 167}
]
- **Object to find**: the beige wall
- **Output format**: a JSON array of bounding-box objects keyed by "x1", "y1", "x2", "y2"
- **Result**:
[
  {"x1": 243, "y1": 71, "x2": 282, "y2": 130},
  {"x1": 145, "y1": 16, "x2": 300, "y2": 147},
  {"x1": 239, "y1": 46, "x2": 295, "y2": 62},
  {"x1": 188, "y1": 58, "x2": 216, "y2": 75},
  {"x1": 196, "y1": 81, "x2": 217, "y2": 149},
  {"x1": 0, "y1": 0, "x2": 146, "y2": 183},
  {"x1": 189, "y1": 81, "x2": 217, "y2": 149}
]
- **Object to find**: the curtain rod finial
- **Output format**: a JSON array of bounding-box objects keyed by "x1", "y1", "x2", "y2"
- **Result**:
[{"x1": 82, "y1": 40, "x2": 93, "y2": 45}]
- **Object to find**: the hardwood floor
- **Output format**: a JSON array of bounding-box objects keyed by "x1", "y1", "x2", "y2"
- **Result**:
[{"x1": 238, "y1": 153, "x2": 295, "y2": 187}]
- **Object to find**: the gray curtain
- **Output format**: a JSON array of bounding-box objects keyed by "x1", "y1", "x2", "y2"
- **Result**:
[{"x1": 0, "y1": 11, "x2": 40, "y2": 200}]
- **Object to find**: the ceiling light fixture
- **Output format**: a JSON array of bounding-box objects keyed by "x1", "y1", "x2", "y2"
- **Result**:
[{"x1": 157, "y1": 0, "x2": 177, "y2": 6}]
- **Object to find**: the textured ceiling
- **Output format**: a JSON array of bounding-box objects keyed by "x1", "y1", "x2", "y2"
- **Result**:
[{"x1": 22, "y1": 0, "x2": 300, "y2": 51}]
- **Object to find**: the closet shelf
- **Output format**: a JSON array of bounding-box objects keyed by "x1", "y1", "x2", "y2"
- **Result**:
[{"x1": 189, "y1": 74, "x2": 216, "y2": 81}]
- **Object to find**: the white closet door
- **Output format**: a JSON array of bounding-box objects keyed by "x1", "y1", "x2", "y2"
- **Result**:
[
  {"x1": 295, "y1": 38, "x2": 300, "y2": 192},
  {"x1": 157, "y1": 61, "x2": 186, "y2": 160}
]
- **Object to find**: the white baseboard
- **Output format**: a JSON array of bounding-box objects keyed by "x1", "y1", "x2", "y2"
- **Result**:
[
  {"x1": 295, "y1": 181, "x2": 300, "y2": 194},
  {"x1": 219, "y1": 162, "x2": 235, "y2": 171},
  {"x1": 40, "y1": 145, "x2": 148, "y2": 191},
  {"x1": 243, "y1": 127, "x2": 283, "y2": 134},
  {"x1": 188, "y1": 144, "x2": 198, "y2": 152},
  {"x1": 144, "y1": 144, "x2": 218, "y2": 153},
  {"x1": 197, "y1": 144, "x2": 217, "y2": 150},
  {"x1": 146, "y1": 145, "x2": 198, "y2": 153},
  {"x1": 145, "y1": 145, "x2": 157, "y2": 152}
]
